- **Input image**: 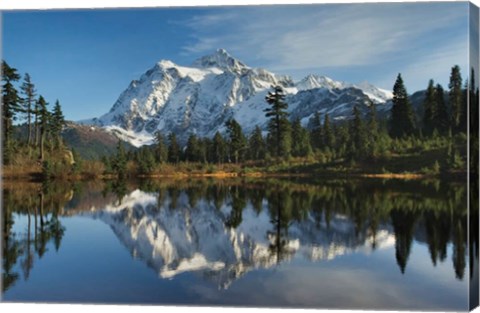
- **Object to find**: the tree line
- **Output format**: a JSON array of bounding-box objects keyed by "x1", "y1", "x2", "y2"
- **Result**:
[
  {"x1": 390, "y1": 65, "x2": 470, "y2": 138},
  {"x1": 105, "y1": 65, "x2": 474, "y2": 177},
  {"x1": 1, "y1": 61, "x2": 66, "y2": 165},
  {"x1": 3, "y1": 59, "x2": 475, "y2": 178}
]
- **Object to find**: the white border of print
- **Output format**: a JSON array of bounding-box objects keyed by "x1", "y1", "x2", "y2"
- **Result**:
[{"x1": 0, "y1": 2, "x2": 479, "y2": 313}]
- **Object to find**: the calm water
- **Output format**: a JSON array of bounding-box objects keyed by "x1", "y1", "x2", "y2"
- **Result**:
[{"x1": 1, "y1": 178, "x2": 477, "y2": 310}]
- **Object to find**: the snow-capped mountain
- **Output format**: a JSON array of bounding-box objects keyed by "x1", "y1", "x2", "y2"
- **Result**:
[
  {"x1": 85, "y1": 49, "x2": 393, "y2": 147},
  {"x1": 86, "y1": 189, "x2": 394, "y2": 289},
  {"x1": 296, "y1": 74, "x2": 346, "y2": 91}
]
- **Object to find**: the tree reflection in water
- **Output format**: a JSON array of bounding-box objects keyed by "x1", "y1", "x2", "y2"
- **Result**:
[
  {"x1": 2, "y1": 181, "x2": 66, "y2": 292},
  {"x1": 1, "y1": 177, "x2": 474, "y2": 293}
]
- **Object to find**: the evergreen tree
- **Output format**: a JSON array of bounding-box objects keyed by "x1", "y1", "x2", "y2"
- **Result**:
[
  {"x1": 367, "y1": 103, "x2": 379, "y2": 137},
  {"x1": 50, "y1": 100, "x2": 65, "y2": 149},
  {"x1": 423, "y1": 79, "x2": 436, "y2": 137},
  {"x1": 367, "y1": 103, "x2": 379, "y2": 158},
  {"x1": 1, "y1": 61, "x2": 22, "y2": 162},
  {"x1": 211, "y1": 131, "x2": 227, "y2": 164},
  {"x1": 248, "y1": 126, "x2": 266, "y2": 160},
  {"x1": 20, "y1": 73, "x2": 36, "y2": 146},
  {"x1": 460, "y1": 79, "x2": 469, "y2": 133},
  {"x1": 349, "y1": 106, "x2": 368, "y2": 160},
  {"x1": 225, "y1": 118, "x2": 247, "y2": 163},
  {"x1": 335, "y1": 123, "x2": 350, "y2": 157},
  {"x1": 323, "y1": 113, "x2": 335, "y2": 149},
  {"x1": 112, "y1": 141, "x2": 128, "y2": 178},
  {"x1": 434, "y1": 84, "x2": 449, "y2": 134},
  {"x1": 265, "y1": 85, "x2": 291, "y2": 158},
  {"x1": 167, "y1": 132, "x2": 181, "y2": 164},
  {"x1": 154, "y1": 131, "x2": 168, "y2": 163},
  {"x1": 137, "y1": 147, "x2": 155, "y2": 174},
  {"x1": 449, "y1": 65, "x2": 463, "y2": 132},
  {"x1": 185, "y1": 134, "x2": 201, "y2": 162},
  {"x1": 389, "y1": 74, "x2": 417, "y2": 138},
  {"x1": 34, "y1": 99, "x2": 40, "y2": 146},
  {"x1": 198, "y1": 138, "x2": 209, "y2": 163},
  {"x1": 291, "y1": 118, "x2": 312, "y2": 157},
  {"x1": 37, "y1": 96, "x2": 50, "y2": 161},
  {"x1": 309, "y1": 111, "x2": 322, "y2": 151}
]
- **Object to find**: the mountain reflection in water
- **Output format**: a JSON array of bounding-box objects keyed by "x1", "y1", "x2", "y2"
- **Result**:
[{"x1": 2, "y1": 178, "x2": 476, "y2": 309}]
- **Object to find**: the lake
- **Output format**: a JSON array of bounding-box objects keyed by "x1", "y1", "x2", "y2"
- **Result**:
[{"x1": 1, "y1": 177, "x2": 477, "y2": 310}]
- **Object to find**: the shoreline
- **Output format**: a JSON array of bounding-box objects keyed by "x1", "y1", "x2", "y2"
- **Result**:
[{"x1": 1, "y1": 168, "x2": 446, "y2": 182}]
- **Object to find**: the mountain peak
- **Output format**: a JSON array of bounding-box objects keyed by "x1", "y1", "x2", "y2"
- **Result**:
[
  {"x1": 296, "y1": 74, "x2": 345, "y2": 91},
  {"x1": 92, "y1": 49, "x2": 395, "y2": 147},
  {"x1": 193, "y1": 48, "x2": 248, "y2": 72},
  {"x1": 216, "y1": 48, "x2": 229, "y2": 55},
  {"x1": 352, "y1": 81, "x2": 393, "y2": 103},
  {"x1": 157, "y1": 59, "x2": 176, "y2": 69}
]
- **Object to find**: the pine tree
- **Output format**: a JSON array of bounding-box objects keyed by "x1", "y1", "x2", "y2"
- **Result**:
[
  {"x1": 211, "y1": 131, "x2": 227, "y2": 164},
  {"x1": 185, "y1": 134, "x2": 201, "y2": 162},
  {"x1": 248, "y1": 126, "x2": 266, "y2": 160},
  {"x1": 225, "y1": 118, "x2": 247, "y2": 163},
  {"x1": 20, "y1": 73, "x2": 36, "y2": 146},
  {"x1": 112, "y1": 141, "x2": 128, "y2": 178},
  {"x1": 265, "y1": 85, "x2": 291, "y2": 158},
  {"x1": 34, "y1": 102, "x2": 41, "y2": 146},
  {"x1": 37, "y1": 96, "x2": 50, "y2": 161},
  {"x1": 309, "y1": 111, "x2": 322, "y2": 151},
  {"x1": 349, "y1": 105, "x2": 368, "y2": 160},
  {"x1": 291, "y1": 118, "x2": 312, "y2": 157},
  {"x1": 137, "y1": 147, "x2": 155, "y2": 174},
  {"x1": 460, "y1": 79, "x2": 468, "y2": 132},
  {"x1": 323, "y1": 113, "x2": 335, "y2": 149},
  {"x1": 423, "y1": 79, "x2": 436, "y2": 137},
  {"x1": 367, "y1": 103, "x2": 379, "y2": 158},
  {"x1": 449, "y1": 65, "x2": 463, "y2": 132},
  {"x1": 167, "y1": 132, "x2": 181, "y2": 164},
  {"x1": 334, "y1": 123, "x2": 350, "y2": 157},
  {"x1": 389, "y1": 74, "x2": 417, "y2": 138},
  {"x1": 50, "y1": 100, "x2": 65, "y2": 149},
  {"x1": 368, "y1": 103, "x2": 379, "y2": 137},
  {"x1": 154, "y1": 131, "x2": 168, "y2": 163},
  {"x1": 434, "y1": 84, "x2": 449, "y2": 134},
  {"x1": 1, "y1": 61, "x2": 22, "y2": 162},
  {"x1": 198, "y1": 138, "x2": 209, "y2": 163}
]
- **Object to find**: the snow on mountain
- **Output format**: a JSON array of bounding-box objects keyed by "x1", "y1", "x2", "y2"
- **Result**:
[
  {"x1": 86, "y1": 49, "x2": 393, "y2": 147},
  {"x1": 193, "y1": 48, "x2": 249, "y2": 73},
  {"x1": 295, "y1": 74, "x2": 346, "y2": 91},
  {"x1": 353, "y1": 81, "x2": 393, "y2": 104},
  {"x1": 85, "y1": 189, "x2": 395, "y2": 289}
]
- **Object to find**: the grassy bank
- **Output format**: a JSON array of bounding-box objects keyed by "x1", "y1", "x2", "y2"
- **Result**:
[
  {"x1": 2, "y1": 133, "x2": 468, "y2": 182},
  {"x1": 3, "y1": 149, "x2": 466, "y2": 182}
]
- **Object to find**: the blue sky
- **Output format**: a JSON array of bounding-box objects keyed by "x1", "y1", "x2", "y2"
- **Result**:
[{"x1": 1, "y1": 2, "x2": 472, "y2": 121}]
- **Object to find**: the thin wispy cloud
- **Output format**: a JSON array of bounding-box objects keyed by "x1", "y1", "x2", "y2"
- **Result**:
[{"x1": 177, "y1": 3, "x2": 469, "y2": 91}]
